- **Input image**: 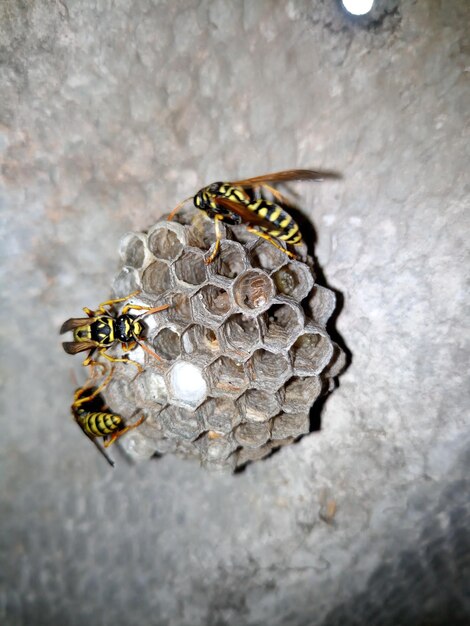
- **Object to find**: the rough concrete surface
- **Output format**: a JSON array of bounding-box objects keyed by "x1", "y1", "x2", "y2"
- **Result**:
[{"x1": 0, "y1": 1, "x2": 469, "y2": 625}]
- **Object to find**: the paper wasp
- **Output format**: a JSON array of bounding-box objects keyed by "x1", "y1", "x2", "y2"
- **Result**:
[
  {"x1": 60, "y1": 290, "x2": 169, "y2": 372},
  {"x1": 168, "y1": 169, "x2": 327, "y2": 264},
  {"x1": 71, "y1": 367, "x2": 145, "y2": 467}
]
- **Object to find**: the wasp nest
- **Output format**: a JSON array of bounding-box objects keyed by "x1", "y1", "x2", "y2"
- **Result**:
[{"x1": 103, "y1": 210, "x2": 345, "y2": 471}]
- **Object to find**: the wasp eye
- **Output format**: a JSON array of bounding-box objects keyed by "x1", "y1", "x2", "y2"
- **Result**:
[{"x1": 209, "y1": 182, "x2": 221, "y2": 193}]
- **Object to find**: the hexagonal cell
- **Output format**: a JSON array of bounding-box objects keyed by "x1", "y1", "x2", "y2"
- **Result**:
[
  {"x1": 260, "y1": 300, "x2": 304, "y2": 351},
  {"x1": 191, "y1": 284, "x2": 231, "y2": 326},
  {"x1": 147, "y1": 222, "x2": 187, "y2": 262},
  {"x1": 236, "y1": 389, "x2": 280, "y2": 422},
  {"x1": 181, "y1": 324, "x2": 220, "y2": 363},
  {"x1": 246, "y1": 348, "x2": 291, "y2": 389},
  {"x1": 119, "y1": 232, "x2": 149, "y2": 270},
  {"x1": 281, "y1": 376, "x2": 322, "y2": 413},
  {"x1": 236, "y1": 443, "x2": 273, "y2": 467},
  {"x1": 119, "y1": 429, "x2": 159, "y2": 461},
  {"x1": 324, "y1": 342, "x2": 347, "y2": 379},
  {"x1": 206, "y1": 356, "x2": 249, "y2": 398},
  {"x1": 194, "y1": 431, "x2": 238, "y2": 463},
  {"x1": 249, "y1": 239, "x2": 287, "y2": 271},
  {"x1": 186, "y1": 213, "x2": 221, "y2": 250},
  {"x1": 103, "y1": 375, "x2": 137, "y2": 420},
  {"x1": 207, "y1": 240, "x2": 247, "y2": 281},
  {"x1": 152, "y1": 327, "x2": 182, "y2": 362},
  {"x1": 166, "y1": 361, "x2": 208, "y2": 409},
  {"x1": 232, "y1": 269, "x2": 275, "y2": 314},
  {"x1": 306, "y1": 285, "x2": 337, "y2": 327},
  {"x1": 165, "y1": 292, "x2": 193, "y2": 327},
  {"x1": 234, "y1": 421, "x2": 271, "y2": 448},
  {"x1": 290, "y1": 325, "x2": 333, "y2": 376},
  {"x1": 142, "y1": 260, "x2": 172, "y2": 296},
  {"x1": 271, "y1": 411, "x2": 310, "y2": 440},
  {"x1": 174, "y1": 439, "x2": 200, "y2": 459},
  {"x1": 272, "y1": 261, "x2": 314, "y2": 301},
  {"x1": 173, "y1": 249, "x2": 207, "y2": 288},
  {"x1": 218, "y1": 313, "x2": 261, "y2": 361},
  {"x1": 134, "y1": 369, "x2": 168, "y2": 407},
  {"x1": 199, "y1": 397, "x2": 241, "y2": 433},
  {"x1": 112, "y1": 266, "x2": 141, "y2": 298},
  {"x1": 157, "y1": 405, "x2": 204, "y2": 441}
]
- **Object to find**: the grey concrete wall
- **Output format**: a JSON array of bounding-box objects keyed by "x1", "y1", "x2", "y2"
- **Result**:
[{"x1": 1, "y1": 1, "x2": 469, "y2": 625}]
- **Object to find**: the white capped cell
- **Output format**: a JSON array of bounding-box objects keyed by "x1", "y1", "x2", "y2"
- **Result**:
[
  {"x1": 167, "y1": 361, "x2": 207, "y2": 409},
  {"x1": 342, "y1": 0, "x2": 374, "y2": 16}
]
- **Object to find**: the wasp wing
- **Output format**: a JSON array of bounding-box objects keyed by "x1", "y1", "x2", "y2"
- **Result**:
[
  {"x1": 60, "y1": 317, "x2": 96, "y2": 334},
  {"x1": 212, "y1": 197, "x2": 277, "y2": 231},
  {"x1": 230, "y1": 169, "x2": 329, "y2": 187},
  {"x1": 62, "y1": 340, "x2": 97, "y2": 355}
]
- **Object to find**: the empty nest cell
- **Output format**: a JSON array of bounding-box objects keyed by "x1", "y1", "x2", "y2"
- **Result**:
[
  {"x1": 152, "y1": 327, "x2": 181, "y2": 361},
  {"x1": 220, "y1": 313, "x2": 260, "y2": 357},
  {"x1": 173, "y1": 250, "x2": 207, "y2": 287},
  {"x1": 197, "y1": 284, "x2": 231, "y2": 317},
  {"x1": 234, "y1": 421, "x2": 271, "y2": 448},
  {"x1": 271, "y1": 412, "x2": 310, "y2": 440},
  {"x1": 181, "y1": 324, "x2": 220, "y2": 360},
  {"x1": 206, "y1": 356, "x2": 249, "y2": 397},
  {"x1": 247, "y1": 348, "x2": 291, "y2": 388},
  {"x1": 119, "y1": 233, "x2": 147, "y2": 269},
  {"x1": 291, "y1": 329, "x2": 333, "y2": 375},
  {"x1": 199, "y1": 396, "x2": 241, "y2": 434},
  {"x1": 262, "y1": 302, "x2": 303, "y2": 349},
  {"x1": 165, "y1": 292, "x2": 193, "y2": 327},
  {"x1": 147, "y1": 224, "x2": 185, "y2": 262},
  {"x1": 249, "y1": 240, "x2": 287, "y2": 271},
  {"x1": 209, "y1": 241, "x2": 247, "y2": 280},
  {"x1": 237, "y1": 389, "x2": 280, "y2": 422},
  {"x1": 142, "y1": 260, "x2": 172, "y2": 296},
  {"x1": 157, "y1": 405, "x2": 204, "y2": 441},
  {"x1": 282, "y1": 376, "x2": 322, "y2": 412}
]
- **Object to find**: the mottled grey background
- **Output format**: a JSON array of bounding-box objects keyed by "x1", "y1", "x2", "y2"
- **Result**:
[{"x1": 1, "y1": 1, "x2": 469, "y2": 625}]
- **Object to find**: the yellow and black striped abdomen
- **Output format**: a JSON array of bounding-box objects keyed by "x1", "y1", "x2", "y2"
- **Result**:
[
  {"x1": 81, "y1": 411, "x2": 122, "y2": 438},
  {"x1": 248, "y1": 199, "x2": 303, "y2": 245}
]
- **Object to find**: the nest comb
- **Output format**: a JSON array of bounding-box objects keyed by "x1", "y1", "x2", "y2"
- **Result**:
[{"x1": 99, "y1": 209, "x2": 345, "y2": 471}]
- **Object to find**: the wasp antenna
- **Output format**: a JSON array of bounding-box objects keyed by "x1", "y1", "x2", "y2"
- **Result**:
[
  {"x1": 137, "y1": 303, "x2": 170, "y2": 319},
  {"x1": 138, "y1": 339, "x2": 163, "y2": 362},
  {"x1": 167, "y1": 197, "x2": 192, "y2": 221}
]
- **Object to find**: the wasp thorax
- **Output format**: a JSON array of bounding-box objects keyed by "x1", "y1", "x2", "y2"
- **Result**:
[{"x1": 110, "y1": 212, "x2": 344, "y2": 471}]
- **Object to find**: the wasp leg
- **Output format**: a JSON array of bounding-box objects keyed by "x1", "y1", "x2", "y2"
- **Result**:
[
  {"x1": 89, "y1": 361, "x2": 109, "y2": 378},
  {"x1": 259, "y1": 183, "x2": 293, "y2": 207},
  {"x1": 246, "y1": 227, "x2": 296, "y2": 259},
  {"x1": 103, "y1": 415, "x2": 146, "y2": 447},
  {"x1": 98, "y1": 348, "x2": 143, "y2": 372},
  {"x1": 204, "y1": 214, "x2": 225, "y2": 265},
  {"x1": 121, "y1": 303, "x2": 170, "y2": 316},
  {"x1": 94, "y1": 291, "x2": 142, "y2": 315},
  {"x1": 73, "y1": 367, "x2": 115, "y2": 408},
  {"x1": 82, "y1": 348, "x2": 98, "y2": 368}
]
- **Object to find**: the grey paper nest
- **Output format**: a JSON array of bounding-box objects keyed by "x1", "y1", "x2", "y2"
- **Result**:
[{"x1": 102, "y1": 210, "x2": 345, "y2": 471}]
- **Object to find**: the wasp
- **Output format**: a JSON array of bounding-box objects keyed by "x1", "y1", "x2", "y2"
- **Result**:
[
  {"x1": 60, "y1": 290, "x2": 169, "y2": 372},
  {"x1": 71, "y1": 368, "x2": 145, "y2": 467},
  {"x1": 168, "y1": 169, "x2": 328, "y2": 264}
]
